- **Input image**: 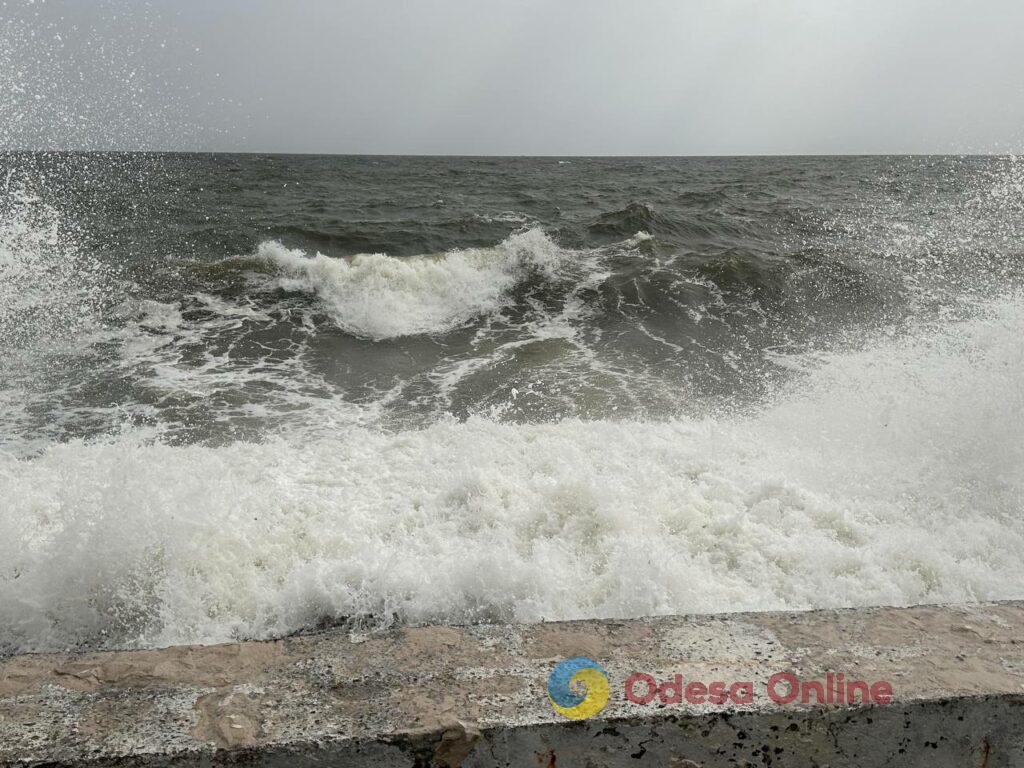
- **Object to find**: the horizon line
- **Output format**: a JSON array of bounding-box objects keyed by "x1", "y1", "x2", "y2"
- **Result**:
[{"x1": 1, "y1": 148, "x2": 1018, "y2": 159}]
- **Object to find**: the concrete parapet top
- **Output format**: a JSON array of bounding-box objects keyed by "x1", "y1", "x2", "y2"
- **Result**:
[{"x1": 2, "y1": 601, "x2": 1023, "y2": 766}]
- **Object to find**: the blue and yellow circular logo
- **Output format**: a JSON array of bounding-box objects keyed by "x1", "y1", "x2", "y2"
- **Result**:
[{"x1": 547, "y1": 657, "x2": 610, "y2": 720}]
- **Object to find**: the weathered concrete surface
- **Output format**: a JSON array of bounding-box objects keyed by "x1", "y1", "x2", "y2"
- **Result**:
[{"x1": 2, "y1": 601, "x2": 1023, "y2": 767}]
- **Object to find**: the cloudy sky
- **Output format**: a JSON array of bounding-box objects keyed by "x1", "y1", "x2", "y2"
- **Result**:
[{"x1": 3, "y1": 0, "x2": 1023, "y2": 154}]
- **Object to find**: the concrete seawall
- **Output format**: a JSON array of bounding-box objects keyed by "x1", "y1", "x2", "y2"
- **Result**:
[{"x1": 2, "y1": 601, "x2": 1023, "y2": 767}]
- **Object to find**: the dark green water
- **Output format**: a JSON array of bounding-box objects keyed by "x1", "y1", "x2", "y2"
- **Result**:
[{"x1": 3, "y1": 153, "x2": 1019, "y2": 449}]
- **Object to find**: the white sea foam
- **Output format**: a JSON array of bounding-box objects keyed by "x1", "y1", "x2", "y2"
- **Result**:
[
  {"x1": 250, "y1": 228, "x2": 569, "y2": 340},
  {"x1": 2, "y1": 296, "x2": 1021, "y2": 652}
]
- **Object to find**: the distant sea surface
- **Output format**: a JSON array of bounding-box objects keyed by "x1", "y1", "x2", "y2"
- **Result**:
[{"x1": 2, "y1": 153, "x2": 1022, "y2": 652}]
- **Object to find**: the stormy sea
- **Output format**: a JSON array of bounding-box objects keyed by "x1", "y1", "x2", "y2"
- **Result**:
[{"x1": 1, "y1": 153, "x2": 1022, "y2": 653}]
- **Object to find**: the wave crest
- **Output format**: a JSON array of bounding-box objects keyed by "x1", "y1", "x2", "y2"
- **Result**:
[{"x1": 249, "y1": 228, "x2": 568, "y2": 340}]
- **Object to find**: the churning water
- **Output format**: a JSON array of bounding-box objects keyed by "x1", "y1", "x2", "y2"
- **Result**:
[{"x1": 1, "y1": 153, "x2": 1022, "y2": 652}]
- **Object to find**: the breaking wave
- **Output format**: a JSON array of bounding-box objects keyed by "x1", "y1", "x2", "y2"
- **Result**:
[
  {"x1": 245, "y1": 228, "x2": 572, "y2": 340},
  {"x1": 1, "y1": 295, "x2": 1021, "y2": 652}
]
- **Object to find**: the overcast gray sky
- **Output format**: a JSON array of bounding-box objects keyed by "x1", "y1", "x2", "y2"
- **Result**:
[{"x1": 3, "y1": 0, "x2": 1024, "y2": 154}]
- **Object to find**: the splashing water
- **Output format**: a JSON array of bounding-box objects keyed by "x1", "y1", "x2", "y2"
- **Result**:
[{"x1": 0, "y1": 152, "x2": 1022, "y2": 653}]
